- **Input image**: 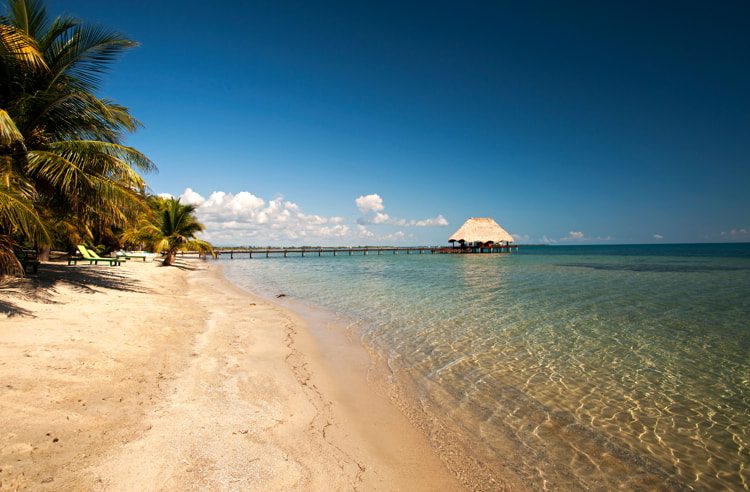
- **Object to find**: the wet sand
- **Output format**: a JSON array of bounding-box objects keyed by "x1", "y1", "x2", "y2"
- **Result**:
[{"x1": 0, "y1": 260, "x2": 461, "y2": 490}]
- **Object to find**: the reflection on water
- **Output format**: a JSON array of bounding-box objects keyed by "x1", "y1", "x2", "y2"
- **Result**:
[{"x1": 223, "y1": 244, "x2": 750, "y2": 490}]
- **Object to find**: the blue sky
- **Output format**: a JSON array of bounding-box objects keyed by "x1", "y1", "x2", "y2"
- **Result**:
[{"x1": 45, "y1": 0, "x2": 750, "y2": 245}]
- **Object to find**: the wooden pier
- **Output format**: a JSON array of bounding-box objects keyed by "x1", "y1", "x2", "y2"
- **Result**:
[{"x1": 178, "y1": 245, "x2": 520, "y2": 259}]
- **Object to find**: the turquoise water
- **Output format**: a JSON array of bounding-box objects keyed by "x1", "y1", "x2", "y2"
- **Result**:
[{"x1": 222, "y1": 244, "x2": 750, "y2": 490}]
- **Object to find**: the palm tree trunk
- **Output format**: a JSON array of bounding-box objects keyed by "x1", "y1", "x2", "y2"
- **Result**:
[
  {"x1": 38, "y1": 245, "x2": 51, "y2": 261},
  {"x1": 162, "y1": 250, "x2": 176, "y2": 266}
]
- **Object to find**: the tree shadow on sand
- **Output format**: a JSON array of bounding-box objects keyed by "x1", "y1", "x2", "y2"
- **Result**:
[
  {"x1": 164, "y1": 260, "x2": 201, "y2": 271},
  {"x1": 0, "y1": 298, "x2": 33, "y2": 317},
  {"x1": 0, "y1": 263, "x2": 148, "y2": 318}
]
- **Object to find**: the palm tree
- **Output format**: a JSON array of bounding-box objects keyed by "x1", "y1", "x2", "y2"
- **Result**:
[
  {"x1": 0, "y1": 0, "x2": 155, "y2": 276},
  {"x1": 157, "y1": 199, "x2": 213, "y2": 266},
  {"x1": 0, "y1": 108, "x2": 48, "y2": 275},
  {"x1": 122, "y1": 197, "x2": 213, "y2": 267}
]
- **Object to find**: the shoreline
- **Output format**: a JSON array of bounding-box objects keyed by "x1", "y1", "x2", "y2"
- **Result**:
[
  {"x1": 0, "y1": 260, "x2": 463, "y2": 490},
  {"x1": 216, "y1": 253, "x2": 705, "y2": 491},
  {"x1": 230, "y1": 267, "x2": 522, "y2": 491}
]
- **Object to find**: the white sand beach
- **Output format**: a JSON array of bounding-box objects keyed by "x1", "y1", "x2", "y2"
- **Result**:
[{"x1": 0, "y1": 260, "x2": 464, "y2": 491}]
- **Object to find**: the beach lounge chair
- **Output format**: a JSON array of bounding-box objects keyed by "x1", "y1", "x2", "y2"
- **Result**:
[
  {"x1": 15, "y1": 249, "x2": 40, "y2": 273},
  {"x1": 67, "y1": 245, "x2": 122, "y2": 266},
  {"x1": 115, "y1": 250, "x2": 156, "y2": 262},
  {"x1": 85, "y1": 247, "x2": 123, "y2": 265}
]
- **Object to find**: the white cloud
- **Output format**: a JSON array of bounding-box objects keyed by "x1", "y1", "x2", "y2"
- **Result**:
[
  {"x1": 360, "y1": 214, "x2": 447, "y2": 227},
  {"x1": 512, "y1": 233, "x2": 530, "y2": 242},
  {"x1": 318, "y1": 224, "x2": 350, "y2": 237},
  {"x1": 558, "y1": 231, "x2": 585, "y2": 242},
  {"x1": 355, "y1": 194, "x2": 448, "y2": 228},
  {"x1": 166, "y1": 188, "x2": 443, "y2": 246},
  {"x1": 355, "y1": 194, "x2": 385, "y2": 214},
  {"x1": 413, "y1": 214, "x2": 449, "y2": 227},
  {"x1": 372, "y1": 212, "x2": 391, "y2": 224},
  {"x1": 356, "y1": 224, "x2": 374, "y2": 238},
  {"x1": 381, "y1": 231, "x2": 407, "y2": 242},
  {"x1": 653, "y1": 234, "x2": 664, "y2": 240},
  {"x1": 721, "y1": 228, "x2": 748, "y2": 237},
  {"x1": 169, "y1": 188, "x2": 355, "y2": 245},
  {"x1": 179, "y1": 187, "x2": 206, "y2": 206},
  {"x1": 545, "y1": 231, "x2": 614, "y2": 243}
]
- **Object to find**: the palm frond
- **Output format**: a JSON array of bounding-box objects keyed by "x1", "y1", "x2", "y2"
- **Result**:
[
  {"x1": 46, "y1": 23, "x2": 137, "y2": 91},
  {"x1": 161, "y1": 199, "x2": 203, "y2": 237},
  {"x1": 182, "y1": 238, "x2": 213, "y2": 254},
  {"x1": 0, "y1": 236, "x2": 24, "y2": 278},
  {"x1": 37, "y1": 14, "x2": 76, "y2": 52},
  {"x1": 25, "y1": 149, "x2": 83, "y2": 195},
  {"x1": 0, "y1": 108, "x2": 24, "y2": 148},
  {"x1": 0, "y1": 182, "x2": 49, "y2": 242},
  {"x1": 153, "y1": 237, "x2": 169, "y2": 254},
  {"x1": 26, "y1": 149, "x2": 148, "y2": 220},
  {"x1": 7, "y1": 0, "x2": 49, "y2": 39},
  {"x1": 49, "y1": 140, "x2": 155, "y2": 173},
  {"x1": 97, "y1": 99, "x2": 142, "y2": 132},
  {"x1": 0, "y1": 23, "x2": 47, "y2": 70},
  {"x1": 19, "y1": 90, "x2": 142, "y2": 142},
  {"x1": 120, "y1": 221, "x2": 160, "y2": 245}
]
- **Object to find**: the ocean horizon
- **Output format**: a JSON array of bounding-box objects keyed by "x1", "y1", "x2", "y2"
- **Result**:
[{"x1": 222, "y1": 242, "x2": 750, "y2": 489}]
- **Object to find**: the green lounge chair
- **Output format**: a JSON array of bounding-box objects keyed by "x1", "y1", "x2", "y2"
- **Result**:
[
  {"x1": 68, "y1": 245, "x2": 122, "y2": 266},
  {"x1": 115, "y1": 250, "x2": 156, "y2": 262},
  {"x1": 85, "y1": 247, "x2": 123, "y2": 265}
]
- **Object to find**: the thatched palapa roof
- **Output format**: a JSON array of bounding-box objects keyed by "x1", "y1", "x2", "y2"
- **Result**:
[{"x1": 449, "y1": 217, "x2": 514, "y2": 244}]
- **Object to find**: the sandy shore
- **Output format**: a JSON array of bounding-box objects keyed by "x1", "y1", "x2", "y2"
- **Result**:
[{"x1": 0, "y1": 260, "x2": 461, "y2": 490}]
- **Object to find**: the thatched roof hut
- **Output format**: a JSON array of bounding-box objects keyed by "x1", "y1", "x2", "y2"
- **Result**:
[{"x1": 448, "y1": 217, "x2": 513, "y2": 245}]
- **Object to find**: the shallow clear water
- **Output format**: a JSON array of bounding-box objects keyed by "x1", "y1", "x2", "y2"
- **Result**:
[{"x1": 222, "y1": 244, "x2": 750, "y2": 490}]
